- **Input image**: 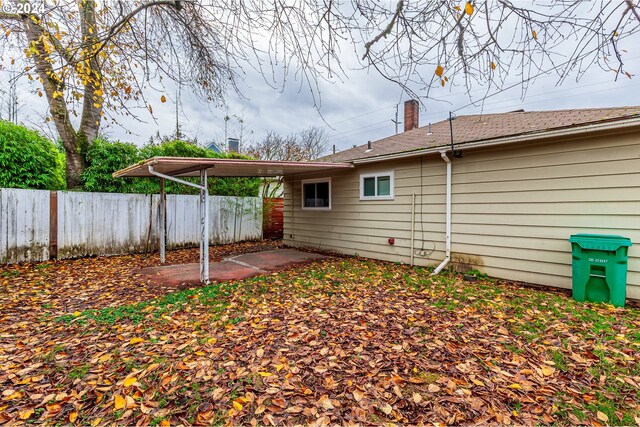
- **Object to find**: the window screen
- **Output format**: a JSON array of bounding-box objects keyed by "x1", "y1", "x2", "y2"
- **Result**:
[
  {"x1": 377, "y1": 176, "x2": 391, "y2": 196},
  {"x1": 363, "y1": 177, "x2": 376, "y2": 197}
]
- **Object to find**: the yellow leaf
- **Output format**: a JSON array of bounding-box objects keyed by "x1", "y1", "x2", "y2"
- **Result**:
[
  {"x1": 435, "y1": 65, "x2": 444, "y2": 77},
  {"x1": 454, "y1": 5, "x2": 461, "y2": 11},
  {"x1": 98, "y1": 354, "x2": 111, "y2": 363},
  {"x1": 91, "y1": 418, "x2": 102, "y2": 427},
  {"x1": 465, "y1": 2, "x2": 474, "y2": 15},
  {"x1": 123, "y1": 377, "x2": 137, "y2": 387},
  {"x1": 490, "y1": 62, "x2": 496, "y2": 70},
  {"x1": 6, "y1": 29, "x2": 12, "y2": 37},
  {"x1": 258, "y1": 372, "x2": 272, "y2": 377},
  {"x1": 541, "y1": 366, "x2": 555, "y2": 376},
  {"x1": 233, "y1": 401, "x2": 243, "y2": 411},
  {"x1": 69, "y1": 411, "x2": 78, "y2": 423},
  {"x1": 532, "y1": 30, "x2": 537, "y2": 40},
  {"x1": 148, "y1": 104, "x2": 153, "y2": 114},
  {"x1": 441, "y1": 79, "x2": 445, "y2": 87},
  {"x1": 507, "y1": 383, "x2": 522, "y2": 389},
  {"x1": 114, "y1": 394, "x2": 126, "y2": 410},
  {"x1": 161, "y1": 95, "x2": 167, "y2": 103},
  {"x1": 160, "y1": 420, "x2": 171, "y2": 427},
  {"x1": 597, "y1": 411, "x2": 609, "y2": 422},
  {"x1": 19, "y1": 408, "x2": 34, "y2": 420},
  {"x1": 129, "y1": 337, "x2": 144, "y2": 345}
]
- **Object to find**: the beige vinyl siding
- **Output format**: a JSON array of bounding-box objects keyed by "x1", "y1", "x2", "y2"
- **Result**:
[
  {"x1": 284, "y1": 129, "x2": 640, "y2": 299},
  {"x1": 284, "y1": 157, "x2": 446, "y2": 265},
  {"x1": 449, "y1": 130, "x2": 640, "y2": 298}
]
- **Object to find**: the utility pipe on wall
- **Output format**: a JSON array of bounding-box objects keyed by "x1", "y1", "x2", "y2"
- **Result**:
[
  {"x1": 410, "y1": 193, "x2": 416, "y2": 266},
  {"x1": 431, "y1": 151, "x2": 451, "y2": 275}
]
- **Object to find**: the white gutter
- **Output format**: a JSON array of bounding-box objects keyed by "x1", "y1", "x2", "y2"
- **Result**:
[
  {"x1": 431, "y1": 151, "x2": 451, "y2": 276},
  {"x1": 352, "y1": 117, "x2": 640, "y2": 165}
]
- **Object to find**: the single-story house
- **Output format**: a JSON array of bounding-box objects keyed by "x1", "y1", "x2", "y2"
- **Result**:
[{"x1": 283, "y1": 102, "x2": 640, "y2": 298}]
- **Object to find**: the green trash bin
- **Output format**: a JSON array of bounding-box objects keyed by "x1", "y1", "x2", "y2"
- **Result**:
[{"x1": 568, "y1": 234, "x2": 632, "y2": 307}]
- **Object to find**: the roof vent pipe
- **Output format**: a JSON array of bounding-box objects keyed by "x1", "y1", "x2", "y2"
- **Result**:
[{"x1": 368, "y1": 141, "x2": 372, "y2": 150}]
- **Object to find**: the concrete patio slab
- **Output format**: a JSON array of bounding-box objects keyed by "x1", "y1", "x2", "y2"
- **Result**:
[{"x1": 134, "y1": 248, "x2": 329, "y2": 287}]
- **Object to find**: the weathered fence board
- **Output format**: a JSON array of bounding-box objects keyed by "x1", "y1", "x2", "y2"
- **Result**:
[
  {"x1": 0, "y1": 189, "x2": 50, "y2": 263},
  {"x1": 164, "y1": 195, "x2": 262, "y2": 249},
  {"x1": 0, "y1": 189, "x2": 262, "y2": 263},
  {"x1": 58, "y1": 192, "x2": 158, "y2": 258}
]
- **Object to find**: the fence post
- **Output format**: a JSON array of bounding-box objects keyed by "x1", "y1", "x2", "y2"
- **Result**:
[{"x1": 49, "y1": 191, "x2": 58, "y2": 259}]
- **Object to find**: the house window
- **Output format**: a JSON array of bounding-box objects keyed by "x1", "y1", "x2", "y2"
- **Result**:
[
  {"x1": 302, "y1": 178, "x2": 331, "y2": 210},
  {"x1": 360, "y1": 171, "x2": 394, "y2": 200}
]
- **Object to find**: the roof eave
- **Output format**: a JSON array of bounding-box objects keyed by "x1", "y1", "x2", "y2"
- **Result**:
[{"x1": 351, "y1": 116, "x2": 640, "y2": 165}]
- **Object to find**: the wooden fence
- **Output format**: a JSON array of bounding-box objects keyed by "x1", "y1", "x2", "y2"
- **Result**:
[
  {"x1": 0, "y1": 188, "x2": 262, "y2": 263},
  {"x1": 263, "y1": 198, "x2": 284, "y2": 240}
]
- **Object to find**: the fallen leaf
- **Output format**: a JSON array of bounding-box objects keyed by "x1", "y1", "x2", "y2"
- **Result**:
[
  {"x1": 597, "y1": 411, "x2": 609, "y2": 422},
  {"x1": 123, "y1": 376, "x2": 137, "y2": 387},
  {"x1": 378, "y1": 403, "x2": 393, "y2": 415},
  {"x1": 114, "y1": 394, "x2": 126, "y2": 410}
]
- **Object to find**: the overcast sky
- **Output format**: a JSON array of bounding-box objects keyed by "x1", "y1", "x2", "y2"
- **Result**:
[{"x1": 2, "y1": 7, "x2": 639, "y2": 156}]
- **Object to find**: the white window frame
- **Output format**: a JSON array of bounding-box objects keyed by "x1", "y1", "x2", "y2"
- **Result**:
[
  {"x1": 360, "y1": 171, "x2": 395, "y2": 200},
  {"x1": 301, "y1": 177, "x2": 332, "y2": 210}
]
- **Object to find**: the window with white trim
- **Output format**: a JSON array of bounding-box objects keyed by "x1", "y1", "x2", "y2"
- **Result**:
[
  {"x1": 302, "y1": 178, "x2": 331, "y2": 210},
  {"x1": 360, "y1": 171, "x2": 394, "y2": 200}
]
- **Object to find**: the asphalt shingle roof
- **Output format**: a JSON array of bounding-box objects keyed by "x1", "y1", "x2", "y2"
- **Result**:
[{"x1": 322, "y1": 106, "x2": 640, "y2": 163}]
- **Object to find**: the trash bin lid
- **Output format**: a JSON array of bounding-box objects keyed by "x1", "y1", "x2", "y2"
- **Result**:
[{"x1": 569, "y1": 233, "x2": 632, "y2": 251}]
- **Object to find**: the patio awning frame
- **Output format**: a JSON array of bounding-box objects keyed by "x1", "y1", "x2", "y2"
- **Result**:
[{"x1": 113, "y1": 157, "x2": 353, "y2": 283}]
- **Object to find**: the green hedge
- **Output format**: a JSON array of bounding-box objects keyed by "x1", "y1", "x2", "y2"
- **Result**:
[
  {"x1": 82, "y1": 139, "x2": 260, "y2": 197},
  {"x1": 0, "y1": 121, "x2": 65, "y2": 190}
]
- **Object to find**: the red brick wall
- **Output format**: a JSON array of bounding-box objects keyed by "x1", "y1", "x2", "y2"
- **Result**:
[{"x1": 404, "y1": 99, "x2": 419, "y2": 132}]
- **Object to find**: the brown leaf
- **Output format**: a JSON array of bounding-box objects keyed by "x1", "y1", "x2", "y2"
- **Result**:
[{"x1": 317, "y1": 395, "x2": 334, "y2": 410}]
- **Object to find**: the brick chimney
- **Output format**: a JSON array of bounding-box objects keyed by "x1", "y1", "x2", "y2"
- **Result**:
[{"x1": 404, "y1": 99, "x2": 419, "y2": 132}]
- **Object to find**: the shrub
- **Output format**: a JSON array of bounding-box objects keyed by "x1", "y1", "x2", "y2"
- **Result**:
[
  {"x1": 0, "y1": 121, "x2": 65, "y2": 190},
  {"x1": 82, "y1": 138, "x2": 260, "y2": 196}
]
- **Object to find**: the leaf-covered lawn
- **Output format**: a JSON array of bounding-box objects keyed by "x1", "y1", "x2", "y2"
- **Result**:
[{"x1": 1, "y1": 250, "x2": 639, "y2": 426}]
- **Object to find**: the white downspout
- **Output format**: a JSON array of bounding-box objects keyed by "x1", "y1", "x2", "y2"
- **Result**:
[{"x1": 431, "y1": 151, "x2": 451, "y2": 276}]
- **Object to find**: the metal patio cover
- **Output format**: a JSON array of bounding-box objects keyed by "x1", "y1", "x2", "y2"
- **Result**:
[{"x1": 113, "y1": 157, "x2": 352, "y2": 282}]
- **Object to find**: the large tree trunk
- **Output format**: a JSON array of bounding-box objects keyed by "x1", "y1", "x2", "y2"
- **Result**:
[
  {"x1": 21, "y1": 1, "x2": 103, "y2": 189},
  {"x1": 65, "y1": 151, "x2": 86, "y2": 190},
  {"x1": 22, "y1": 16, "x2": 88, "y2": 189}
]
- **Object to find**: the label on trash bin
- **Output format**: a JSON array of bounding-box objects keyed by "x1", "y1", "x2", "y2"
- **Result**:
[{"x1": 588, "y1": 257, "x2": 608, "y2": 263}]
